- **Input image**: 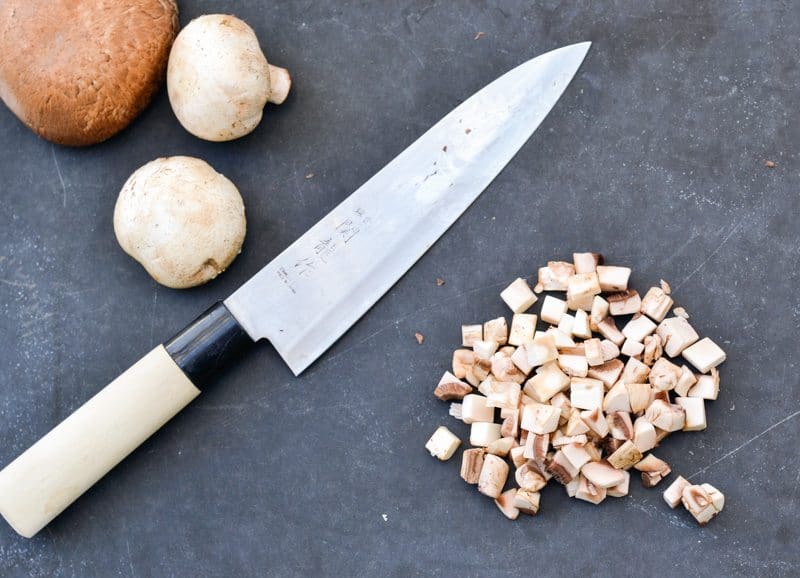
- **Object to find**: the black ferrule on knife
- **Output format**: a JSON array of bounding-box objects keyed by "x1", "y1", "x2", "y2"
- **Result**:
[{"x1": 164, "y1": 302, "x2": 253, "y2": 388}]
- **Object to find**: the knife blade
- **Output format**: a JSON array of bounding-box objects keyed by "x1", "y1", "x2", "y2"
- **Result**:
[{"x1": 0, "y1": 42, "x2": 590, "y2": 538}]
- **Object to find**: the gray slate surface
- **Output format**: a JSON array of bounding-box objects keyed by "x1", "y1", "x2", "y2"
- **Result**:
[{"x1": 0, "y1": 1, "x2": 798, "y2": 576}]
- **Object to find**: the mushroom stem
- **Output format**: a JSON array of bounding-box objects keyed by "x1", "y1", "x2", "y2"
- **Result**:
[{"x1": 267, "y1": 64, "x2": 292, "y2": 104}]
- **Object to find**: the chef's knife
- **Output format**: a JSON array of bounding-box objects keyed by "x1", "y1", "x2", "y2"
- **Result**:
[{"x1": 0, "y1": 42, "x2": 590, "y2": 538}]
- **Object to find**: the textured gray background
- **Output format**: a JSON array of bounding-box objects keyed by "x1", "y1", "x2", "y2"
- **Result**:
[{"x1": 0, "y1": 1, "x2": 798, "y2": 576}]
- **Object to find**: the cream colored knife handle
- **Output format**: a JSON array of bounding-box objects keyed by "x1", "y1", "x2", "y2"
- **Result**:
[
  {"x1": 0, "y1": 302, "x2": 252, "y2": 538},
  {"x1": 0, "y1": 346, "x2": 199, "y2": 538}
]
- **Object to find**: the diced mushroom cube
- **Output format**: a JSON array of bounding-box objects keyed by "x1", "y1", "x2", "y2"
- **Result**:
[
  {"x1": 500, "y1": 277, "x2": 538, "y2": 314},
  {"x1": 682, "y1": 337, "x2": 726, "y2": 373},
  {"x1": 461, "y1": 394, "x2": 495, "y2": 424},
  {"x1": 688, "y1": 370, "x2": 719, "y2": 400},
  {"x1": 580, "y1": 407, "x2": 609, "y2": 437},
  {"x1": 642, "y1": 334, "x2": 663, "y2": 366},
  {"x1": 634, "y1": 453, "x2": 672, "y2": 487},
  {"x1": 509, "y1": 313, "x2": 537, "y2": 346},
  {"x1": 570, "y1": 377, "x2": 605, "y2": 411},
  {"x1": 640, "y1": 287, "x2": 674, "y2": 322},
  {"x1": 588, "y1": 359, "x2": 625, "y2": 388},
  {"x1": 470, "y1": 422, "x2": 503, "y2": 448},
  {"x1": 483, "y1": 317, "x2": 508, "y2": 345},
  {"x1": 460, "y1": 448, "x2": 486, "y2": 484},
  {"x1": 561, "y1": 442, "x2": 593, "y2": 470},
  {"x1": 523, "y1": 361, "x2": 570, "y2": 403},
  {"x1": 540, "y1": 295, "x2": 568, "y2": 325},
  {"x1": 597, "y1": 316, "x2": 625, "y2": 346},
  {"x1": 473, "y1": 339, "x2": 500, "y2": 361},
  {"x1": 600, "y1": 339, "x2": 621, "y2": 362},
  {"x1": 621, "y1": 356, "x2": 651, "y2": 384},
  {"x1": 603, "y1": 382, "x2": 632, "y2": 413},
  {"x1": 608, "y1": 290, "x2": 642, "y2": 316},
  {"x1": 596, "y1": 265, "x2": 631, "y2": 292},
  {"x1": 621, "y1": 338, "x2": 645, "y2": 358},
  {"x1": 573, "y1": 252, "x2": 603, "y2": 273},
  {"x1": 607, "y1": 440, "x2": 643, "y2": 470},
  {"x1": 516, "y1": 460, "x2": 548, "y2": 491},
  {"x1": 521, "y1": 402, "x2": 561, "y2": 435},
  {"x1": 425, "y1": 426, "x2": 461, "y2": 461},
  {"x1": 675, "y1": 397, "x2": 707, "y2": 431},
  {"x1": 491, "y1": 354, "x2": 526, "y2": 384},
  {"x1": 557, "y1": 313, "x2": 575, "y2": 336},
  {"x1": 558, "y1": 354, "x2": 589, "y2": 378},
  {"x1": 571, "y1": 309, "x2": 592, "y2": 340},
  {"x1": 607, "y1": 469, "x2": 631, "y2": 497},
  {"x1": 565, "y1": 477, "x2": 580, "y2": 497},
  {"x1": 681, "y1": 483, "x2": 724, "y2": 525},
  {"x1": 494, "y1": 489, "x2": 520, "y2": 519},
  {"x1": 626, "y1": 382, "x2": 652, "y2": 414},
  {"x1": 607, "y1": 411, "x2": 634, "y2": 440},
  {"x1": 452, "y1": 349, "x2": 475, "y2": 379},
  {"x1": 632, "y1": 416, "x2": 657, "y2": 452},
  {"x1": 655, "y1": 316, "x2": 700, "y2": 357},
  {"x1": 537, "y1": 261, "x2": 575, "y2": 291},
  {"x1": 509, "y1": 445, "x2": 527, "y2": 468},
  {"x1": 575, "y1": 474, "x2": 607, "y2": 504},
  {"x1": 487, "y1": 436, "x2": 515, "y2": 457},
  {"x1": 525, "y1": 333, "x2": 559, "y2": 368},
  {"x1": 662, "y1": 475, "x2": 690, "y2": 508},
  {"x1": 434, "y1": 371, "x2": 472, "y2": 400},
  {"x1": 567, "y1": 272, "x2": 602, "y2": 311},
  {"x1": 551, "y1": 432, "x2": 588, "y2": 448},
  {"x1": 500, "y1": 408, "x2": 520, "y2": 438},
  {"x1": 478, "y1": 454, "x2": 509, "y2": 498},
  {"x1": 565, "y1": 409, "x2": 590, "y2": 436},
  {"x1": 512, "y1": 489, "x2": 541, "y2": 515},
  {"x1": 461, "y1": 324, "x2": 483, "y2": 347},
  {"x1": 546, "y1": 449, "x2": 581, "y2": 484},
  {"x1": 674, "y1": 365, "x2": 698, "y2": 397},
  {"x1": 584, "y1": 338, "x2": 605, "y2": 366},
  {"x1": 484, "y1": 381, "x2": 522, "y2": 410},
  {"x1": 581, "y1": 460, "x2": 627, "y2": 488},
  {"x1": 649, "y1": 357, "x2": 682, "y2": 391},
  {"x1": 622, "y1": 314, "x2": 657, "y2": 343},
  {"x1": 590, "y1": 295, "x2": 610, "y2": 331},
  {"x1": 546, "y1": 327, "x2": 575, "y2": 348},
  {"x1": 645, "y1": 399, "x2": 686, "y2": 432}
]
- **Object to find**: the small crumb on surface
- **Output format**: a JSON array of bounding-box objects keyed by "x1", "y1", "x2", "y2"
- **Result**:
[
  {"x1": 465, "y1": 128, "x2": 472, "y2": 134},
  {"x1": 660, "y1": 279, "x2": 671, "y2": 294},
  {"x1": 436, "y1": 277, "x2": 445, "y2": 286},
  {"x1": 474, "y1": 31, "x2": 485, "y2": 40},
  {"x1": 442, "y1": 145, "x2": 448, "y2": 153},
  {"x1": 381, "y1": 513, "x2": 388, "y2": 522},
  {"x1": 305, "y1": 172, "x2": 315, "y2": 179},
  {"x1": 764, "y1": 160, "x2": 776, "y2": 168},
  {"x1": 415, "y1": 332, "x2": 425, "y2": 344}
]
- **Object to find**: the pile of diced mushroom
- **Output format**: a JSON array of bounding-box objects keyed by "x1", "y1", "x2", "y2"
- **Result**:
[{"x1": 425, "y1": 253, "x2": 726, "y2": 525}]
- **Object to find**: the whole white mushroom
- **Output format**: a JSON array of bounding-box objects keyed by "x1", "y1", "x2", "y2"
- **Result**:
[
  {"x1": 167, "y1": 14, "x2": 291, "y2": 141},
  {"x1": 114, "y1": 156, "x2": 246, "y2": 289}
]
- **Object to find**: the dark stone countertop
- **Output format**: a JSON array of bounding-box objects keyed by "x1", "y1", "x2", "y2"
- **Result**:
[{"x1": 0, "y1": 1, "x2": 797, "y2": 576}]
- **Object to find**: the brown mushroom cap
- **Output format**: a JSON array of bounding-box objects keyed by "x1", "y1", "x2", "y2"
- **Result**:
[{"x1": 0, "y1": 0, "x2": 178, "y2": 146}]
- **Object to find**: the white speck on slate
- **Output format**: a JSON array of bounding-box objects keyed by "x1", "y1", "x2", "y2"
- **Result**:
[{"x1": 382, "y1": 514, "x2": 388, "y2": 522}]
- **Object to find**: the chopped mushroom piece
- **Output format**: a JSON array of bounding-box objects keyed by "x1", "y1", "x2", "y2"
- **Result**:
[
  {"x1": 640, "y1": 287, "x2": 674, "y2": 322},
  {"x1": 484, "y1": 381, "x2": 522, "y2": 410},
  {"x1": 626, "y1": 382, "x2": 652, "y2": 414},
  {"x1": 634, "y1": 453, "x2": 672, "y2": 487},
  {"x1": 590, "y1": 295, "x2": 610, "y2": 331},
  {"x1": 494, "y1": 489, "x2": 521, "y2": 519},
  {"x1": 483, "y1": 317, "x2": 509, "y2": 345},
  {"x1": 470, "y1": 422, "x2": 503, "y2": 447},
  {"x1": 580, "y1": 407, "x2": 610, "y2": 437},
  {"x1": 473, "y1": 340, "x2": 500, "y2": 361},
  {"x1": 621, "y1": 338, "x2": 645, "y2": 358},
  {"x1": 621, "y1": 357, "x2": 651, "y2": 384},
  {"x1": 461, "y1": 394, "x2": 495, "y2": 424},
  {"x1": 558, "y1": 354, "x2": 589, "y2": 378},
  {"x1": 523, "y1": 433, "x2": 550, "y2": 463},
  {"x1": 540, "y1": 296, "x2": 568, "y2": 325},
  {"x1": 538, "y1": 261, "x2": 575, "y2": 291},
  {"x1": 573, "y1": 252, "x2": 603, "y2": 273},
  {"x1": 607, "y1": 411, "x2": 634, "y2": 440},
  {"x1": 452, "y1": 349, "x2": 475, "y2": 379},
  {"x1": 660, "y1": 279, "x2": 671, "y2": 294},
  {"x1": 588, "y1": 359, "x2": 624, "y2": 388},
  {"x1": 491, "y1": 354, "x2": 525, "y2": 384},
  {"x1": 675, "y1": 397, "x2": 707, "y2": 431},
  {"x1": 460, "y1": 448, "x2": 486, "y2": 483},
  {"x1": 462, "y1": 325, "x2": 483, "y2": 347},
  {"x1": 607, "y1": 440, "x2": 643, "y2": 470},
  {"x1": 516, "y1": 460, "x2": 548, "y2": 491},
  {"x1": 569, "y1": 309, "x2": 591, "y2": 340},
  {"x1": 649, "y1": 357, "x2": 682, "y2": 391},
  {"x1": 596, "y1": 316, "x2": 625, "y2": 346},
  {"x1": 622, "y1": 314, "x2": 657, "y2": 343},
  {"x1": 575, "y1": 474, "x2": 607, "y2": 504},
  {"x1": 557, "y1": 313, "x2": 575, "y2": 336},
  {"x1": 674, "y1": 365, "x2": 698, "y2": 397},
  {"x1": 608, "y1": 290, "x2": 642, "y2": 316},
  {"x1": 500, "y1": 409, "x2": 520, "y2": 438},
  {"x1": 551, "y1": 432, "x2": 588, "y2": 447},
  {"x1": 546, "y1": 327, "x2": 575, "y2": 348},
  {"x1": 478, "y1": 454, "x2": 509, "y2": 498},
  {"x1": 642, "y1": 334, "x2": 663, "y2": 366},
  {"x1": 682, "y1": 338, "x2": 726, "y2": 373},
  {"x1": 448, "y1": 402, "x2": 462, "y2": 420},
  {"x1": 656, "y1": 316, "x2": 700, "y2": 357},
  {"x1": 512, "y1": 489, "x2": 541, "y2": 515},
  {"x1": 645, "y1": 399, "x2": 686, "y2": 432},
  {"x1": 546, "y1": 449, "x2": 581, "y2": 484},
  {"x1": 582, "y1": 460, "x2": 627, "y2": 488},
  {"x1": 566, "y1": 272, "x2": 602, "y2": 311},
  {"x1": 425, "y1": 426, "x2": 461, "y2": 460},
  {"x1": 565, "y1": 409, "x2": 590, "y2": 436},
  {"x1": 524, "y1": 361, "x2": 570, "y2": 403},
  {"x1": 509, "y1": 313, "x2": 537, "y2": 346},
  {"x1": 564, "y1": 476, "x2": 580, "y2": 497},
  {"x1": 584, "y1": 338, "x2": 605, "y2": 366},
  {"x1": 500, "y1": 277, "x2": 538, "y2": 313},
  {"x1": 525, "y1": 333, "x2": 559, "y2": 368},
  {"x1": 673, "y1": 307, "x2": 689, "y2": 319},
  {"x1": 596, "y1": 266, "x2": 631, "y2": 292},
  {"x1": 600, "y1": 339, "x2": 621, "y2": 362},
  {"x1": 434, "y1": 371, "x2": 472, "y2": 400},
  {"x1": 632, "y1": 417, "x2": 657, "y2": 452},
  {"x1": 521, "y1": 403, "x2": 561, "y2": 434},
  {"x1": 561, "y1": 442, "x2": 593, "y2": 470},
  {"x1": 607, "y1": 469, "x2": 631, "y2": 497},
  {"x1": 570, "y1": 377, "x2": 605, "y2": 410},
  {"x1": 681, "y1": 483, "x2": 724, "y2": 525},
  {"x1": 487, "y1": 436, "x2": 515, "y2": 457},
  {"x1": 688, "y1": 370, "x2": 719, "y2": 400},
  {"x1": 604, "y1": 382, "x2": 632, "y2": 413},
  {"x1": 662, "y1": 475, "x2": 690, "y2": 508}
]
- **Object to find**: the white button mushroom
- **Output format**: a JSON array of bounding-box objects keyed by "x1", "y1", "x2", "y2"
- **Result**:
[
  {"x1": 114, "y1": 156, "x2": 246, "y2": 289},
  {"x1": 167, "y1": 14, "x2": 291, "y2": 141}
]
